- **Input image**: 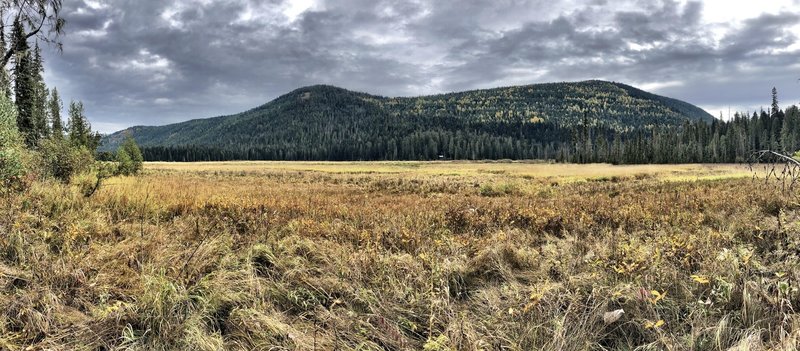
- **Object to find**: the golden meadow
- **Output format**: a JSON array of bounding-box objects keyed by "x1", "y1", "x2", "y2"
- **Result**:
[{"x1": 2, "y1": 161, "x2": 799, "y2": 350}]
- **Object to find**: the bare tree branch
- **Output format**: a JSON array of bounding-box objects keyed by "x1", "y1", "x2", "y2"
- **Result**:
[
  {"x1": 0, "y1": 0, "x2": 64, "y2": 68},
  {"x1": 748, "y1": 150, "x2": 800, "y2": 193}
]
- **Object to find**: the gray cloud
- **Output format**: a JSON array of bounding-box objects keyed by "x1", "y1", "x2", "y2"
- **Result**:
[{"x1": 41, "y1": 0, "x2": 800, "y2": 132}]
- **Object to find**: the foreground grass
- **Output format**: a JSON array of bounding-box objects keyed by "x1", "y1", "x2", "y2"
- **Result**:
[{"x1": 1, "y1": 162, "x2": 798, "y2": 350}]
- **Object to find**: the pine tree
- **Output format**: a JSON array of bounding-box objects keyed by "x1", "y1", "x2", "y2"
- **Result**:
[
  {"x1": 31, "y1": 43, "x2": 48, "y2": 140},
  {"x1": 12, "y1": 18, "x2": 35, "y2": 146},
  {"x1": 67, "y1": 100, "x2": 89, "y2": 147},
  {"x1": 771, "y1": 87, "x2": 780, "y2": 117},
  {"x1": 48, "y1": 87, "x2": 62, "y2": 137}
]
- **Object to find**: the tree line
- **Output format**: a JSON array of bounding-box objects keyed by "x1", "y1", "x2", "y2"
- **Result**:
[
  {"x1": 0, "y1": 0, "x2": 142, "y2": 190},
  {"x1": 138, "y1": 87, "x2": 798, "y2": 164},
  {"x1": 138, "y1": 125, "x2": 574, "y2": 162},
  {"x1": 569, "y1": 88, "x2": 800, "y2": 164},
  {"x1": 4, "y1": 14, "x2": 100, "y2": 151}
]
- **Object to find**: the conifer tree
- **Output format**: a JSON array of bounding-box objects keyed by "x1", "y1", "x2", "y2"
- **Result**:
[
  {"x1": 12, "y1": 18, "x2": 35, "y2": 146},
  {"x1": 67, "y1": 100, "x2": 88, "y2": 147},
  {"x1": 48, "y1": 88, "x2": 63, "y2": 137},
  {"x1": 66, "y1": 100, "x2": 100, "y2": 151},
  {"x1": 31, "y1": 43, "x2": 48, "y2": 140},
  {"x1": 771, "y1": 87, "x2": 780, "y2": 117}
]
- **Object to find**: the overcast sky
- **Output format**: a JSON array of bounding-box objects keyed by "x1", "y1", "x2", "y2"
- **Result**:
[{"x1": 42, "y1": 0, "x2": 800, "y2": 133}]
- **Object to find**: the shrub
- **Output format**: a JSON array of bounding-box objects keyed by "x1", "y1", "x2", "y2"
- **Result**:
[
  {"x1": 0, "y1": 94, "x2": 25, "y2": 189},
  {"x1": 73, "y1": 171, "x2": 103, "y2": 197},
  {"x1": 116, "y1": 135, "x2": 143, "y2": 176},
  {"x1": 478, "y1": 182, "x2": 518, "y2": 196},
  {"x1": 116, "y1": 147, "x2": 133, "y2": 175},
  {"x1": 37, "y1": 136, "x2": 94, "y2": 183}
]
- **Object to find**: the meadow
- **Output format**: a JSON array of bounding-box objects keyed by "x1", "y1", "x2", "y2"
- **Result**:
[{"x1": 2, "y1": 161, "x2": 799, "y2": 350}]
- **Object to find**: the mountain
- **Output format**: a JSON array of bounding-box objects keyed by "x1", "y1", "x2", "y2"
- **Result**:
[{"x1": 100, "y1": 80, "x2": 715, "y2": 161}]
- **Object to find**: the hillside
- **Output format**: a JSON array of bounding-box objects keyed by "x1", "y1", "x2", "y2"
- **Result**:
[{"x1": 101, "y1": 80, "x2": 715, "y2": 161}]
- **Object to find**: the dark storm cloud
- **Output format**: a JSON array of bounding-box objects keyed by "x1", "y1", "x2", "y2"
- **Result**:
[{"x1": 42, "y1": 0, "x2": 800, "y2": 132}]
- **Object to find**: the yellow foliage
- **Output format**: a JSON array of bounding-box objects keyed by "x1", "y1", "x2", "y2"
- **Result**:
[
  {"x1": 644, "y1": 319, "x2": 665, "y2": 329},
  {"x1": 650, "y1": 290, "x2": 666, "y2": 304}
]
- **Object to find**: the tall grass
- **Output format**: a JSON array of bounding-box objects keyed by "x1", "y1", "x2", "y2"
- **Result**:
[{"x1": 0, "y1": 164, "x2": 798, "y2": 350}]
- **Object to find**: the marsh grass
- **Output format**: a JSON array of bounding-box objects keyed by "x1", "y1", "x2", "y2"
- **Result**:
[{"x1": 0, "y1": 162, "x2": 798, "y2": 350}]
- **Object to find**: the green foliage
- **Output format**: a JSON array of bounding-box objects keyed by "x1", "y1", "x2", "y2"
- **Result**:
[
  {"x1": 0, "y1": 93, "x2": 25, "y2": 188},
  {"x1": 479, "y1": 182, "x2": 518, "y2": 196},
  {"x1": 115, "y1": 135, "x2": 143, "y2": 175},
  {"x1": 99, "y1": 81, "x2": 713, "y2": 162},
  {"x1": 12, "y1": 18, "x2": 35, "y2": 146},
  {"x1": 48, "y1": 87, "x2": 63, "y2": 136},
  {"x1": 570, "y1": 103, "x2": 800, "y2": 164},
  {"x1": 37, "y1": 136, "x2": 94, "y2": 183},
  {"x1": 115, "y1": 147, "x2": 132, "y2": 175},
  {"x1": 30, "y1": 43, "x2": 49, "y2": 141},
  {"x1": 67, "y1": 100, "x2": 100, "y2": 151},
  {"x1": 3, "y1": 34, "x2": 97, "y2": 184},
  {"x1": 98, "y1": 84, "x2": 798, "y2": 165},
  {"x1": 0, "y1": 2, "x2": 79, "y2": 188}
]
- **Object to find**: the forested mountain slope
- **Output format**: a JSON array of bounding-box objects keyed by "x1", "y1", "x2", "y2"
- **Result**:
[{"x1": 101, "y1": 80, "x2": 715, "y2": 161}]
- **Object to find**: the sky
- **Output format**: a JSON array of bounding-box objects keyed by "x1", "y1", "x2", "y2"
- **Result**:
[{"x1": 41, "y1": 0, "x2": 800, "y2": 133}]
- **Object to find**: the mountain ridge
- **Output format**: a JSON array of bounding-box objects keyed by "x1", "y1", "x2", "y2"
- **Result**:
[{"x1": 100, "y1": 80, "x2": 715, "y2": 160}]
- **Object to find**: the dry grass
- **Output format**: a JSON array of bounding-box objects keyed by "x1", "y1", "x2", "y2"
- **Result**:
[
  {"x1": 1, "y1": 161, "x2": 799, "y2": 350},
  {"x1": 144, "y1": 161, "x2": 751, "y2": 181}
]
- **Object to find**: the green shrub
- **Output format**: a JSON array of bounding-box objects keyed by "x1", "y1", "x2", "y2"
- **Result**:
[
  {"x1": 37, "y1": 136, "x2": 94, "y2": 183},
  {"x1": 116, "y1": 134, "x2": 143, "y2": 176},
  {"x1": 0, "y1": 94, "x2": 25, "y2": 189},
  {"x1": 479, "y1": 182, "x2": 518, "y2": 196},
  {"x1": 116, "y1": 147, "x2": 133, "y2": 175},
  {"x1": 95, "y1": 161, "x2": 119, "y2": 178}
]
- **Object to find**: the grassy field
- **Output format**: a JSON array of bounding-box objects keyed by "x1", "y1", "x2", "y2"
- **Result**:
[
  {"x1": 2, "y1": 162, "x2": 799, "y2": 350},
  {"x1": 144, "y1": 161, "x2": 752, "y2": 181}
]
